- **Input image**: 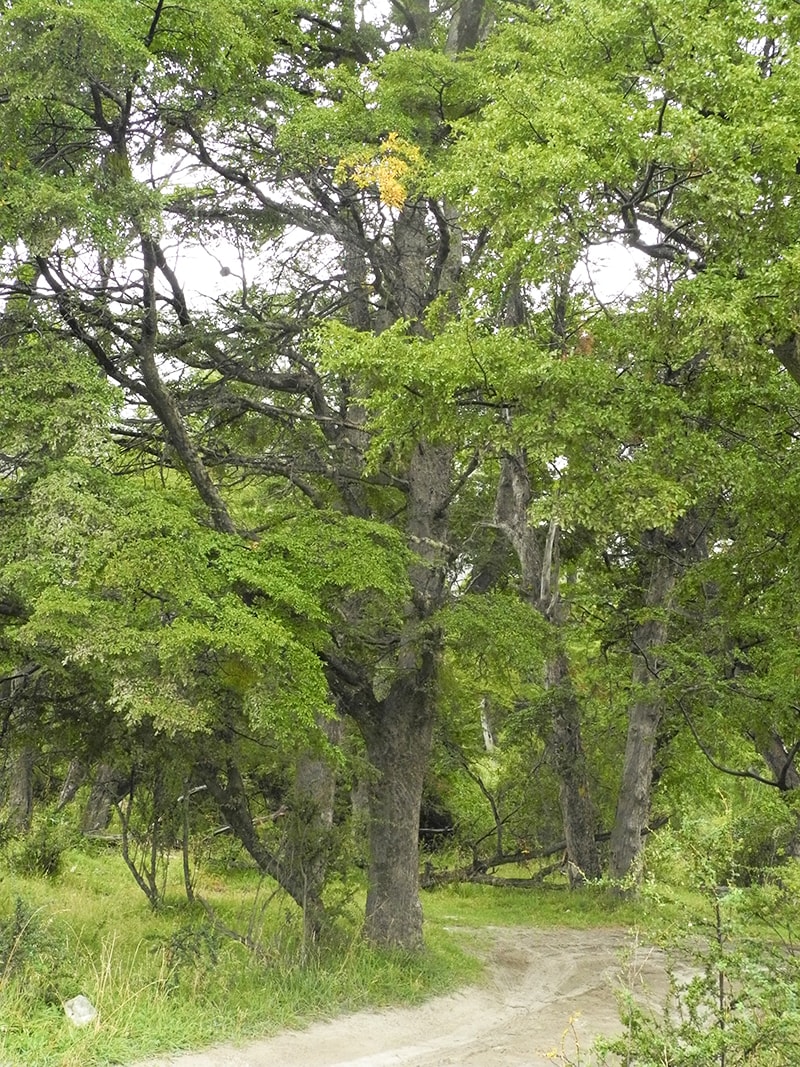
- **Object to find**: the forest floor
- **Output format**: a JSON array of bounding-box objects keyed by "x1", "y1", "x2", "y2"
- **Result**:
[{"x1": 131, "y1": 924, "x2": 680, "y2": 1067}]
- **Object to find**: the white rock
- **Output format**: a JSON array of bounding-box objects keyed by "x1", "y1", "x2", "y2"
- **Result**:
[{"x1": 63, "y1": 994, "x2": 98, "y2": 1027}]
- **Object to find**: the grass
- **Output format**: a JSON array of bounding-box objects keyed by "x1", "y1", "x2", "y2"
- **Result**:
[
  {"x1": 0, "y1": 837, "x2": 708, "y2": 1067},
  {"x1": 421, "y1": 866, "x2": 702, "y2": 934},
  {"x1": 0, "y1": 840, "x2": 483, "y2": 1067}
]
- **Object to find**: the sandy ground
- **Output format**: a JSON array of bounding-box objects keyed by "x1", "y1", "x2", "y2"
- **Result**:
[{"x1": 131, "y1": 925, "x2": 674, "y2": 1067}]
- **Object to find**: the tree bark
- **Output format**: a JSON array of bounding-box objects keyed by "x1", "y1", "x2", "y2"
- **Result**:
[
  {"x1": 6, "y1": 744, "x2": 35, "y2": 833},
  {"x1": 331, "y1": 639, "x2": 440, "y2": 950},
  {"x1": 759, "y1": 732, "x2": 800, "y2": 858},
  {"x1": 446, "y1": 0, "x2": 488, "y2": 52},
  {"x1": 608, "y1": 680, "x2": 667, "y2": 884},
  {"x1": 287, "y1": 714, "x2": 344, "y2": 943},
  {"x1": 609, "y1": 514, "x2": 705, "y2": 883},
  {"x1": 493, "y1": 451, "x2": 600, "y2": 882},
  {"x1": 327, "y1": 441, "x2": 451, "y2": 949},
  {"x1": 83, "y1": 763, "x2": 129, "y2": 833},
  {"x1": 546, "y1": 650, "x2": 601, "y2": 883},
  {"x1": 57, "y1": 758, "x2": 85, "y2": 810},
  {"x1": 362, "y1": 446, "x2": 450, "y2": 948},
  {"x1": 360, "y1": 651, "x2": 437, "y2": 949}
]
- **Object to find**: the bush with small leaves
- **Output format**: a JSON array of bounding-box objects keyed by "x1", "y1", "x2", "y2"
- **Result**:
[
  {"x1": 6, "y1": 817, "x2": 72, "y2": 879},
  {"x1": 594, "y1": 881, "x2": 800, "y2": 1066}
]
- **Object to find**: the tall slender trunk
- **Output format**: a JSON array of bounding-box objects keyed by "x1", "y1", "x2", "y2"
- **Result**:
[
  {"x1": 608, "y1": 670, "x2": 669, "y2": 884},
  {"x1": 287, "y1": 715, "x2": 344, "y2": 943},
  {"x1": 608, "y1": 543, "x2": 676, "y2": 882},
  {"x1": 546, "y1": 650, "x2": 601, "y2": 883},
  {"x1": 57, "y1": 758, "x2": 85, "y2": 811},
  {"x1": 494, "y1": 451, "x2": 599, "y2": 881}
]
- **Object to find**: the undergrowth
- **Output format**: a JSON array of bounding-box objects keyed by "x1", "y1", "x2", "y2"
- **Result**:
[{"x1": 0, "y1": 837, "x2": 480, "y2": 1067}]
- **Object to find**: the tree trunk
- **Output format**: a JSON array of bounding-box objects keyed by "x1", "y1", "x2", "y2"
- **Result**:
[
  {"x1": 326, "y1": 441, "x2": 450, "y2": 950},
  {"x1": 57, "y1": 758, "x2": 85, "y2": 810},
  {"x1": 546, "y1": 650, "x2": 601, "y2": 883},
  {"x1": 200, "y1": 756, "x2": 329, "y2": 933},
  {"x1": 493, "y1": 451, "x2": 600, "y2": 883},
  {"x1": 446, "y1": 0, "x2": 488, "y2": 52},
  {"x1": 608, "y1": 687, "x2": 664, "y2": 885},
  {"x1": 759, "y1": 732, "x2": 800, "y2": 858},
  {"x1": 609, "y1": 515, "x2": 705, "y2": 883},
  {"x1": 83, "y1": 763, "x2": 126, "y2": 833},
  {"x1": 6, "y1": 744, "x2": 35, "y2": 833},
  {"x1": 360, "y1": 646, "x2": 438, "y2": 950},
  {"x1": 360, "y1": 441, "x2": 451, "y2": 949},
  {"x1": 287, "y1": 715, "x2": 344, "y2": 944}
]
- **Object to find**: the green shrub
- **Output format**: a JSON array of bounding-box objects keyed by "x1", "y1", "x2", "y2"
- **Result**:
[
  {"x1": 646, "y1": 787, "x2": 799, "y2": 890},
  {"x1": 6, "y1": 816, "x2": 73, "y2": 879},
  {"x1": 0, "y1": 897, "x2": 73, "y2": 1005},
  {"x1": 0, "y1": 898, "x2": 44, "y2": 979},
  {"x1": 160, "y1": 923, "x2": 222, "y2": 993},
  {"x1": 595, "y1": 881, "x2": 800, "y2": 1066}
]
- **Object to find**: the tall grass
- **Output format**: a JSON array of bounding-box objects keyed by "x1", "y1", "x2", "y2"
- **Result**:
[{"x1": 0, "y1": 839, "x2": 484, "y2": 1067}]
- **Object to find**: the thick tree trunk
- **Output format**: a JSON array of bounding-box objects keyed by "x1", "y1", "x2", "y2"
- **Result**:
[
  {"x1": 360, "y1": 646, "x2": 437, "y2": 949},
  {"x1": 760, "y1": 732, "x2": 800, "y2": 791},
  {"x1": 609, "y1": 516, "x2": 704, "y2": 883},
  {"x1": 83, "y1": 763, "x2": 127, "y2": 833},
  {"x1": 327, "y1": 441, "x2": 450, "y2": 950},
  {"x1": 1, "y1": 667, "x2": 39, "y2": 833},
  {"x1": 610, "y1": 550, "x2": 674, "y2": 874},
  {"x1": 361, "y1": 441, "x2": 451, "y2": 949},
  {"x1": 331, "y1": 643, "x2": 439, "y2": 951},
  {"x1": 608, "y1": 544, "x2": 676, "y2": 882},
  {"x1": 608, "y1": 688, "x2": 664, "y2": 885},
  {"x1": 6, "y1": 744, "x2": 35, "y2": 833},
  {"x1": 446, "y1": 0, "x2": 488, "y2": 52}
]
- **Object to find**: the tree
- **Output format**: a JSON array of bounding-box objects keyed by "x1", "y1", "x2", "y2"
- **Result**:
[{"x1": 0, "y1": 0, "x2": 489, "y2": 948}]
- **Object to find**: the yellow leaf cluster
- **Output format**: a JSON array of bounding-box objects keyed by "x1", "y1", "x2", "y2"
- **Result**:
[{"x1": 335, "y1": 132, "x2": 422, "y2": 208}]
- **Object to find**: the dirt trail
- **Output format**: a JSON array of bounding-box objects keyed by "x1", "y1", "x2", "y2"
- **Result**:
[{"x1": 132, "y1": 926, "x2": 673, "y2": 1067}]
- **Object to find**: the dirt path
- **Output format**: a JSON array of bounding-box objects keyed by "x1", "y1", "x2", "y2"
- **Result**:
[{"x1": 132, "y1": 926, "x2": 672, "y2": 1067}]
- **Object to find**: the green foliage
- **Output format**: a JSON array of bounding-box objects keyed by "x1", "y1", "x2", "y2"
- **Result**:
[
  {"x1": 1, "y1": 460, "x2": 411, "y2": 741},
  {"x1": 0, "y1": 0, "x2": 303, "y2": 252},
  {"x1": 0, "y1": 335, "x2": 118, "y2": 476},
  {"x1": 3, "y1": 0, "x2": 800, "y2": 978},
  {"x1": 0, "y1": 898, "x2": 58, "y2": 982},
  {"x1": 646, "y1": 786, "x2": 800, "y2": 890},
  {"x1": 161, "y1": 923, "x2": 222, "y2": 990},
  {"x1": 5, "y1": 816, "x2": 74, "y2": 880},
  {"x1": 443, "y1": 590, "x2": 551, "y2": 703},
  {"x1": 447, "y1": 0, "x2": 800, "y2": 265},
  {"x1": 596, "y1": 882, "x2": 800, "y2": 1066}
]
